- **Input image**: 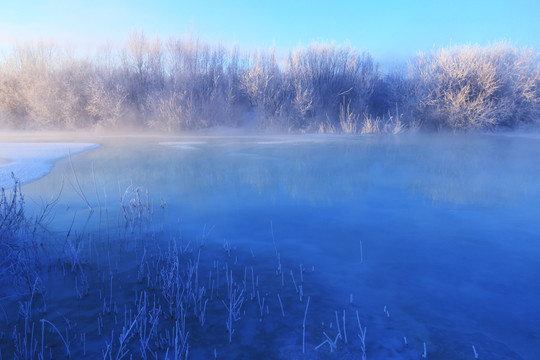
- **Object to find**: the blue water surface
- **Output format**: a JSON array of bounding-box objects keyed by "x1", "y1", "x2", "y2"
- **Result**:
[{"x1": 21, "y1": 133, "x2": 540, "y2": 359}]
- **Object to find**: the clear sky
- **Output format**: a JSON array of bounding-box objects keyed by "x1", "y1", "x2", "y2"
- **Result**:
[{"x1": 1, "y1": 0, "x2": 539, "y2": 62}]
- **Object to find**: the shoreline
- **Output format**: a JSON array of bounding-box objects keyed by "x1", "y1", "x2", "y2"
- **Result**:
[{"x1": 0, "y1": 142, "x2": 99, "y2": 188}]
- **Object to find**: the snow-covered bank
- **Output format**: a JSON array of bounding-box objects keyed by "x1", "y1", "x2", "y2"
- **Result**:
[{"x1": 0, "y1": 142, "x2": 99, "y2": 188}]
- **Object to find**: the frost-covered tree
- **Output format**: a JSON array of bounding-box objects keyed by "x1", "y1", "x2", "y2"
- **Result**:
[
  {"x1": 0, "y1": 42, "x2": 94, "y2": 128},
  {"x1": 283, "y1": 43, "x2": 378, "y2": 131},
  {"x1": 121, "y1": 31, "x2": 165, "y2": 124},
  {"x1": 148, "y1": 37, "x2": 242, "y2": 130},
  {"x1": 0, "y1": 36, "x2": 537, "y2": 132},
  {"x1": 409, "y1": 43, "x2": 539, "y2": 130},
  {"x1": 241, "y1": 50, "x2": 286, "y2": 128},
  {"x1": 2, "y1": 42, "x2": 64, "y2": 127}
]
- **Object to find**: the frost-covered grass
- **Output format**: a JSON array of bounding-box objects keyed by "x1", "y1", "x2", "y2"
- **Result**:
[
  {"x1": 0, "y1": 176, "x2": 44, "y2": 299},
  {"x1": 0, "y1": 184, "x2": 407, "y2": 360}
]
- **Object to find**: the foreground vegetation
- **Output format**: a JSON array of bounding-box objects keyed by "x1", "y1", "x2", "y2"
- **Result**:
[
  {"x1": 0, "y1": 33, "x2": 538, "y2": 133},
  {"x1": 0, "y1": 180, "x2": 415, "y2": 359}
]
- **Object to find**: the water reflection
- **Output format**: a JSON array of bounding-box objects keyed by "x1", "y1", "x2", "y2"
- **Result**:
[
  {"x1": 21, "y1": 134, "x2": 540, "y2": 219},
  {"x1": 16, "y1": 133, "x2": 540, "y2": 359}
]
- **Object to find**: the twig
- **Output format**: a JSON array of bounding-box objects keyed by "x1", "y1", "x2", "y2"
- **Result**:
[
  {"x1": 473, "y1": 345, "x2": 479, "y2": 359},
  {"x1": 68, "y1": 150, "x2": 92, "y2": 211},
  {"x1": 290, "y1": 270, "x2": 298, "y2": 293},
  {"x1": 342, "y1": 309, "x2": 347, "y2": 344},
  {"x1": 92, "y1": 162, "x2": 101, "y2": 210},
  {"x1": 302, "y1": 296, "x2": 310, "y2": 354},
  {"x1": 356, "y1": 310, "x2": 367, "y2": 360},
  {"x1": 277, "y1": 293, "x2": 285, "y2": 317},
  {"x1": 40, "y1": 319, "x2": 71, "y2": 358}
]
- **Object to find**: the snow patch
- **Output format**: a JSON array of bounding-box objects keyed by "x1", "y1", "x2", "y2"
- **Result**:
[{"x1": 0, "y1": 142, "x2": 99, "y2": 188}]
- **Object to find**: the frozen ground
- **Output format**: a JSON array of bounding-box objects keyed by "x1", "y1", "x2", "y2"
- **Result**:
[{"x1": 0, "y1": 142, "x2": 99, "y2": 188}]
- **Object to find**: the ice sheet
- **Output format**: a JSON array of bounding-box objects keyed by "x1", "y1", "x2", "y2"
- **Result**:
[{"x1": 0, "y1": 142, "x2": 99, "y2": 188}]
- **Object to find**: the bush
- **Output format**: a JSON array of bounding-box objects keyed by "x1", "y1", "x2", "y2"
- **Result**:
[
  {"x1": 0, "y1": 36, "x2": 538, "y2": 133},
  {"x1": 0, "y1": 175, "x2": 42, "y2": 296},
  {"x1": 409, "y1": 43, "x2": 539, "y2": 131}
]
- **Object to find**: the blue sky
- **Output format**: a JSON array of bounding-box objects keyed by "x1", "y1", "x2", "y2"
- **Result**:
[{"x1": 1, "y1": 0, "x2": 539, "y2": 62}]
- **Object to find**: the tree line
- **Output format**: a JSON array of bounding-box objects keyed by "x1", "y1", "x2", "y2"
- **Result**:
[{"x1": 0, "y1": 32, "x2": 538, "y2": 133}]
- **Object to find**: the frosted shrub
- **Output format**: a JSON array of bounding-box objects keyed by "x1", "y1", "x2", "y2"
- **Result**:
[
  {"x1": 0, "y1": 176, "x2": 43, "y2": 296},
  {"x1": 86, "y1": 77, "x2": 127, "y2": 128},
  {"x1": 0, "y1": 35, "x2": 537, "y2": 132},
  {"x1": 360, "y1": 114, "x2": 381, "y2": 134},
  {"x1": 241, "y1": 51, "x2": 286, "y2": 127},
  {"x1": 0, "y1": 177, "x2": 25, "y2": 243},
  {"x1": 284, "y1": 43, "x2": 377, "y2": 130},
  {"x1": 339, "y1": 99, "x2": 360, "y2": 134},
  {"x1": 410, "y1": 43, "x2": 539, "y2": 131}
]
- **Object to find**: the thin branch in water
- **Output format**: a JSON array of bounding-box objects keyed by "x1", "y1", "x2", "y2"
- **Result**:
[{"x1": 68, "y1": 150, "x2": 92, "y2": 211}]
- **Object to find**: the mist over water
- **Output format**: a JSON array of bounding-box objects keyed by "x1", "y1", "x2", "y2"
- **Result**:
[{"x1": 9, "y1": 133, "x2": 537, "y2": 359}]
